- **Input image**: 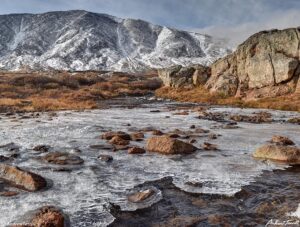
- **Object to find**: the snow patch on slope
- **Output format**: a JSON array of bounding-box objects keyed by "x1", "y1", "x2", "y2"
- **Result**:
[{"x1": 0, "y1": 10, "x2": 231, "y2": 72}]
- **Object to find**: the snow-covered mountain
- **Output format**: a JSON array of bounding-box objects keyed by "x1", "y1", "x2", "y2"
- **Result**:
[{"x1": 0, "y1": 10, "x2": 231, "y2": 72}]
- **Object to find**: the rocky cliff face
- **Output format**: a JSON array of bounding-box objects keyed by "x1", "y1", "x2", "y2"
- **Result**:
[
  {"x1": 158, "y1": 64, "x2": 210, "y2": 88},
  {"x1": 0, "y1": 10, "x2": 230, "y2": 72},
  {"x1": 206, "y1": 28, "x2": 300, "y2": 99}
]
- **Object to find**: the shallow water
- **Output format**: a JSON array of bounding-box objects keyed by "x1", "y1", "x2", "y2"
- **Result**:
[{"x1": 0, "y1": 98, "x2": 299, "y2": 226}]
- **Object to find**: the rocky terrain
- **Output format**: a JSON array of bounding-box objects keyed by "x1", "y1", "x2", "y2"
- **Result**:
[
  {"x1": 0, "y1": 98, "x2": 299, "y2": 226},
  {"x1": 0, "y1": 10, "x2": 299, "y2": 227},
  {"x1": 0, "y1": 10, "x2": 230, "y2": 72},
  {"x1": 206, "y1": 28, "x2": 300, "y2": 99},
  {"x1": 156, "y1": 28, "x2": 300, "y2": 111}
]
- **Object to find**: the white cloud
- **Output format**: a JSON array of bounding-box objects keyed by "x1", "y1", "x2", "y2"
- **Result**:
[{"x1": 195, "y1": 9, "x2": 300, "y2": 48}]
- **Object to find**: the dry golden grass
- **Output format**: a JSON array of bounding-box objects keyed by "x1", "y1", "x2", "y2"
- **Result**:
[
  {"x1": 0, "y1": 71, "x2": 161, "y2": 112},
  {"x1": 156, "y1": 87, "x2": 300, "y2": 112},
  {"x1": 26, "y1": 97, "x2": 97, "y2": 112},
  {"x1": 0, "y1": 98, "x2": 22, "y2": 106}
]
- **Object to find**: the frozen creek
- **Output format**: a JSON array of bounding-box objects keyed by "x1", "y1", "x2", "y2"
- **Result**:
[{"x1": 0, "y1": 97, "x2": 299, "y2": 226}]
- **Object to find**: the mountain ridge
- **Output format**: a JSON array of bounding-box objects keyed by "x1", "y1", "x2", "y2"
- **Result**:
[{"x1": 0, "y1": 10, "x2": 230, "y2": 72}]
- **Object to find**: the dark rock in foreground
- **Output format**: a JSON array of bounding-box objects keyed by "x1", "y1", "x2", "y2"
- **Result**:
[
  {"x1": 0, "y1": 164, "x2": 47, "y2": 191},
  {"x1": 11, "y1": 206, "x2": 66, "y2": 227},
  {"x1": 42, "y1": 152, "x2": 84, "y2": 165}
]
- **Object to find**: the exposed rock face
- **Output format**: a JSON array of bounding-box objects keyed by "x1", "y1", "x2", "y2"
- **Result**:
[
  {"x1": 206, "y1": 28, "x2": 300, "y2": 98},
  {"x1": 0, "y1": 164, "x2": 47, "y2": 191},
  {"x1": 146, "y1": 136, "x2": 197, "y2": 154},
  {"x1": 158, "y1": 65, "x2": 210, "y2": 88}
]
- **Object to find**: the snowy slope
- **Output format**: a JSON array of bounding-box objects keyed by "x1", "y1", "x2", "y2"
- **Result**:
[{"x1": 0, "y1": 10, "x2": 231, "y2": 72}]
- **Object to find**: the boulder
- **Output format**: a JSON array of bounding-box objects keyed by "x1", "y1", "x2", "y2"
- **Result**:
[
  {"x1": 288, "y1": 117, "x2": 300, "y2": 124},
  {"x1": 113, "y1": 145, "x2": 129, "y2": 151},
  {"x1": 12, "y1": 206, "x2": 65, "y2": 227},
  {"x1": 109, "y1": 136, "x2": 130, "y2": 146},
  {"x1": 146, "y1": 136, "x2": 197, "y2": 154},
  {"x1": 271, "y1": 135, "x2": 295, "y2": 146},
  {"x1": 89, "y1": 144, "x2": 113, "y2": 150},
  {"x1": 209, "y1": 73, "x2": 239, "y2": 97},
  {"x1": 296, "y1": 77, "x2": 300, "y2": 93},
  {"x1": 253, "y1": 144, "x2": 300, "y2": 164},
  {"x1": 173, "y1": 111, "x2": 189, "y2": 115},
  {"x1": 128, "y1": 189, "x2": 155, "y2": 203},
  {"x1": 33, "y1": 145, "x2": 50, "y2": 153},
  {"x1": 0, "y1": 155, "x2": 10, "y2": 162},
  {"x1": 0, "y1": 164, "x2": 47, "y2": 191},
  {"x1": 31, "y1": 206, "x2": 65, "y2": 227},
  {"x1": 42, "y1": 152, "x2": 84, "y2": 165},
  {"x1": 230, "y1": 112, "x2": 272, "y2": 123},
  {"x1": 128, "y1": 147, "x2": 146, "y2": 154},
  {"x1": 158, "y1": 65, "x2": 209, "y2": 88},
  {"x1": 202, "y1": 142, "x2": 218, "y2": 151},
  {"x1": 130, "y1": 132, "x2": 144, "y2": 141},
  {"x1": 192, "y1": 65, "x2": 211, "y2": 86},
  {"x1": 101, "y1": 131, "x2": 131, "y2": 140},
  {"x1": 98, "y1": 155, "x2": 113, "y2": 162},
  {"x1": 152, "y1": 130, "x2": 164, "y2": 136},
  {"x1": 206, "y1": 28, "x2": 300, "y2": 98},
  {"x1": 244, "y1": 84, "x2": 293, "y2": 100},
  {"x1": 208, "y1": 134, "x2": 218, "y2": 140},
  {"x1": 0, "y1": 191, "x2": 19, "y2": 197},
  {"x1": 162, "y1": 216, "x2": 204, "y2": 227}
]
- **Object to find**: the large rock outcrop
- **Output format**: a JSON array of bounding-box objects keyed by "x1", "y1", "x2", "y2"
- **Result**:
[
  {"x1": 158, "y1": 65, "x2": 210, "y2": 88},
  {"x1": 206, "y1": 28, "x2": 300, "y2": 98}
]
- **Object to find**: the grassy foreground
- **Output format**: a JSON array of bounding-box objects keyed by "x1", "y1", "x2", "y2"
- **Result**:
[
  {"x1": 155, "y1": 87, "x2": 300, "y2": 112},
  {"x1": 0, "y1": 71, "x2": 160, "y2": 112}
]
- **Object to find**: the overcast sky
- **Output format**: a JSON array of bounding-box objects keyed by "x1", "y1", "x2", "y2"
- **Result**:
[{"x1": 2, "y1": 0, "x2": 300, "y2": 46}]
